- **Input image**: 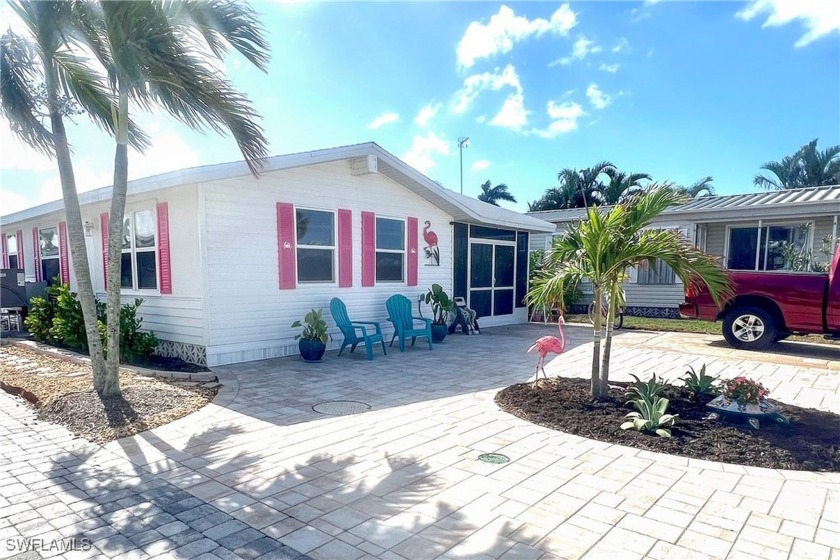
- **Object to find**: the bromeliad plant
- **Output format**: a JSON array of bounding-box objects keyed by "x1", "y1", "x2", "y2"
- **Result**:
[
  {"x1": 682, "y1": 364, "x2": 719, "y2": 397},
  {"x1": 722, "y1": 377, "x2": 768, "y2": 405},
  {"x1": 621, "y1": 394, "x2": 678, "y2": 438},
  {"x1": 625, "y1": 373, "x2": 668, "y2": 403}
]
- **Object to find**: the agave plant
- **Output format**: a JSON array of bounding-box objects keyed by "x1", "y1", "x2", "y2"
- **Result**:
[
  {"x1": 625, "y1": 373, "x2": 668, "y2": 403},
  {"x1": 682, "y1": 364, "x2": 719, "y2": 397},
  {"x1": 621, "y1": 394, "x2": 678, "y2": 438}
]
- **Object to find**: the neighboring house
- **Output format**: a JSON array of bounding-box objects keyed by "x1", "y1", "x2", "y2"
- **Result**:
[
  {"x1": 1, "y1": 143, "x2": 553, "y2": 366},
  {"x1": 528, "y1": 185, "x2": 840, "y2": 317}
]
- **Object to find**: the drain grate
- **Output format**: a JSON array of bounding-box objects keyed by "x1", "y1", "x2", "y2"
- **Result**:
[
  {"x1": 477, "y1": 453, "x2": 510, "y2": 464},
  {"x1": 312, "y1": 400, "x2": 371, "y2": 416}
]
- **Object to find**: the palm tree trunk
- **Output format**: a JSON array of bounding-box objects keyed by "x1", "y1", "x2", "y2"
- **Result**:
[
  {"x1": 591, "y1": 285, "x2": 603, "y2": 398},
  {"x1": 102, "y1": 78, "x2": 130, "y2": 398},
  {"x1": 600, "y1": 283, "x2": 617, "y2": 397},
  {"x1": 44, "y1": 59, "x2": 108, "y2": 386}
]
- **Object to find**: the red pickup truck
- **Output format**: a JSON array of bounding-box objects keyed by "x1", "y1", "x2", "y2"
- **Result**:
[{"x1": 679, "y1": 247, "x2": 840, "y2": 349}]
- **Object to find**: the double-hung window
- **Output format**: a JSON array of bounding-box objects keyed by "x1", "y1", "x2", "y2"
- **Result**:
[
  {"x1": 39, "y1": 227, "x2": 60, "y2": 283},
  {"x1": 296, "y1": 208, "x2": 335, "y2": 283},
  {"x1": 375, "y1": 217, "x2": 405, "y2": 282},
  {"x1": 6, "y1": 235, "x2": 18, "y2": 269},
  {"x1": 727, "y1": 223, "x2": 812, "y2": 271},
  {"x1": 121, "y1": 209, "x2": 158, "y2": 290}
]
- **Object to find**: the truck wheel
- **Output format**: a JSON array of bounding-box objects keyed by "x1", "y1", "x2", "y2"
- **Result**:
[{"x1": 722, "y1": 306, "x2": 777, "y2": 350}]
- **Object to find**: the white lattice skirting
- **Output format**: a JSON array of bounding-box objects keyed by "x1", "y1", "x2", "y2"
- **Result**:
[{"x1": 156, "y1": 340, "x2": 207, "y2": 367}]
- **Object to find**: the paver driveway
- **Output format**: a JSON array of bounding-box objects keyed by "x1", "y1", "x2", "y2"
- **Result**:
[{"x1": 1, "y1": 324, "x2": 839, "y2": 559}]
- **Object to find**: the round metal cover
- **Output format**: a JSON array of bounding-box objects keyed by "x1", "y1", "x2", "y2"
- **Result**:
[
  {"x1": 312, "y1": 400, "x2": 371, "y2": 416},
  {"x1": 478, "y1": 453, "x2": 510, "y2": 464}
]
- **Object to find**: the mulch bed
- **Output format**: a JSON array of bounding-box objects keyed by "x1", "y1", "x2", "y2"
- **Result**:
[
  {"x1": 0, "y1": 345, "x2": 216, "y2": 444},
  {"x1": 496, "y1": 378, "x2": 840, "y2": 472}
]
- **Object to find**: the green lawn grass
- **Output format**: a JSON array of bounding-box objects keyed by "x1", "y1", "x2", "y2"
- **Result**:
[{"x1": 563, "y1": 314, "x2": 837, "y2": 346}]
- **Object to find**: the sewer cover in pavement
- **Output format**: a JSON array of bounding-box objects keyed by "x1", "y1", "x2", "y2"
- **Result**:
[
  {"x1": 478, "y1": 453, "x2": 510, "y2": 464},
  {"x1": 312, "y1": 400, "x2": 371, "y2": 415}
]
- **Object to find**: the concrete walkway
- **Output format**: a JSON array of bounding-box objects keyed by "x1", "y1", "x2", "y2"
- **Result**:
[{"x1": 1, "y1": 325, "x2": 839, "y2": 559}]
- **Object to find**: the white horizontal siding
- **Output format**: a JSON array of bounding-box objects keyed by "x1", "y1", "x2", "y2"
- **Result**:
[
  {"x1": 94, "y1": 293, "x2": 204, "y2": 345},
  {"x1": 202, "y1": 160, "x2": 454, "y2": 366}
]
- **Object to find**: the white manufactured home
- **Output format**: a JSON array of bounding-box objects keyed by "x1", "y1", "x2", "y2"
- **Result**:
[
  {"x1": 528, "y1": 185, "x2": 840, "y2": 317},
  {"x1": 1, "y1": 143, "x2": 553, "y2": 366}
]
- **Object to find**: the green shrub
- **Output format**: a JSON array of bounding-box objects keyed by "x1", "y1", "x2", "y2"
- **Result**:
[
  {"x1": 621, "y1": 394, "x2": 678, "y2": 438},
  {"x1": 625, "y1": 373, "x2": 668, "y2": 403},
  {"x1": 49, "y1": 283, "x2": 91, "y2": 351},
  {"x1": 24, "y1": 290, "x2": 57, "y2": 344},
  {"x1": 682, "y1": 364, "x2": 719, "y2": 397},
  {"x1": 115, "y1": 298, "x2": 159, "y2": 364}
]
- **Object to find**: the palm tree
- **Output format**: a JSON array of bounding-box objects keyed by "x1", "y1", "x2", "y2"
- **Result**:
[
  {"x1": 600, "y1": 169, "x2": 651, "y2": 204},
  {"x1": 672, "y1": 176, "x2": 715, "y2": 198},
  {"x1": 93, "y1": 1, "x2": 269, "y2": 396},
  {"x1": 528, "y1": 188, "x2": 731, "y2": 398},
  {"x1": 477, "y1": 180, "x2": 517, "y2": 206},
  {"x1": 2, "y1": 2, "x2": 149, "y2": 392},
  {"x1": 754, "y1": 139, "x2": 840, "y2": 190},
  {"x1": 528, "y1": 162, "x2": 616, "y2": 211}
]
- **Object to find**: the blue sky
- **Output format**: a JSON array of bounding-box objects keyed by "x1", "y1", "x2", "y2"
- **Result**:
[{"x1": 1, "y1": 1, "x2": 838, "y2": 215}]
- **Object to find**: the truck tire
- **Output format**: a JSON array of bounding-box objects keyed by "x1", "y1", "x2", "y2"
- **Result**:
[{"x1": 722, "y1": 305, "x2": 777, "y2": 350}]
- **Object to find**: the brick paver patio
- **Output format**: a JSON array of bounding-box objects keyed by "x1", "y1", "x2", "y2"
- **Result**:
[{"x1": 1, "y1": 324, "x2": 839, "y2": 559}]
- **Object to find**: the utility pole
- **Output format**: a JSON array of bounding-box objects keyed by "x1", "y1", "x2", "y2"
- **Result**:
[{"x1": 457, "y1": 137, "x2": 469, "y2": 194}]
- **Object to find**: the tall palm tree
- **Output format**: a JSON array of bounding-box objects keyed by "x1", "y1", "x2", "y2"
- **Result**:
[
  {"x1": 754, "y1": 139, "x2": 840, "y2": 190},
  {"x1": 2, "y1": 2, "x2": 149, "y2": 391},
  {"x1": 93, "y1": 1, "x2": 269, "y2": 396},
  {"x1": 600, "y1": 169, "x2": 651, "y2": 204},
  {"x1": 477, "y1": 180, "x2": 517, "y2": 206},
  {"x1": 528, "y1": 162, "x2": 616, "y2": 211},
  {"x1": 528, "y1": 188, "x2": 731, "y2": 398}
]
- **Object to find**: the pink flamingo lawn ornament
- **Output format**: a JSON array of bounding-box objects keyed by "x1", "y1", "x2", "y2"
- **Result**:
[{"x1": 528, "y1": 316, "x2": 567, "y2": 387}]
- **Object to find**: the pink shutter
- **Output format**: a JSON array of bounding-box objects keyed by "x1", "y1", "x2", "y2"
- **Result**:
[
  {"x1": 276, "y1": 203, "x2": 296, "y2": 289},
  {"x1": 407, "y1": 217, "x2": 418, "y2": 287},
  {"x1": 157, "y1": 203, "x2": 172, "y2": 294},
  {"x1": 15, "y1": 231, "x2": 24, "y2": 272},
  {"x1": 361, "y1": 211, "x2": 375, "y2": 287},
  {"x1": 100, "y1": 213, "x2": 110, "y2": 290},
  {"x1": 1, "y1": 233, "x2": 7, "y2": 268},
  {"x1": 58, "y1": 222, "x2": 69, "y2": 284},
  {"x1": 32, "y1": 228, "x2": 41, "y2": 281},
  {"x1": 338, "y1": 209, "x2": 352, "y2": 288}
]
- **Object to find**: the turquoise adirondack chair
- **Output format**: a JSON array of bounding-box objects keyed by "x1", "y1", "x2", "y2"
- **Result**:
[
  {"x1": 385, "y1": 294, "x2": 432, "y2": 352},
  {"x1": 329, "y1": 298, "x2": 386, "y2": 360}
]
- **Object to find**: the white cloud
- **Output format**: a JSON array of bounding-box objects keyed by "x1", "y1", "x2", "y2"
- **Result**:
[
  {"x1": 599, "y1": 63, "x2": 620, "y2": 73},
  {"x1": 452, "y1": 64, "x2": 522, "y2": 114},
  {"x1": 1, "y1": 120, "x2": 57, "y2": 173},
  {"x1": 612, "y1": 37, "x2": 630, "y2": 53},
  {"x1": 489, "y1": 92, "x2": 528, "y2": 130},
  {"x1": 586, "y1": 84, "x2": 611, "y2": 109},
  {"x1": 549, "y1": 35, "x2": 602, "y2": 66},
  {"x1": 531, "y1": 101, "x2": 586, "y2": 138},
  {"x1": 457, "y1": 4, "x2": 577, "y2": 68},
  {"x1": 470, "y1": 160, "x2": 492, "y2": 172},
  {"x1": 367, "y1": 112, "x2": 400, "y2": 130},
  {"x1": 414, "y1": 103, "x2": 442, "y2": 128},
  {"x1": 736, "y1": 0, "x2": 840, "y2": 48},
  {"x1": 403, "y1": 132, "x2": 451, "y2": 174}
]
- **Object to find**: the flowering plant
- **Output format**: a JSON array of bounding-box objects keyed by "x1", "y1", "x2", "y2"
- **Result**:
[{"x1": 722, "y1": 377, "x2": 768, "y2": 405}]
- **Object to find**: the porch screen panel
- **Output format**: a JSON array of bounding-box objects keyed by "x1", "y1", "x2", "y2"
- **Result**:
[
  {"x1": 453, "y1": 223, "x2": 468, "y2": 299},
  {"x1": 515, "y1": 232, "x2": 528, "y2": 307}
]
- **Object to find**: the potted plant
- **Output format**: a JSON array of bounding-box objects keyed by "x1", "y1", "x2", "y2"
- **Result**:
[
  {"x1": 291, "y1": 309, "x2": 329, "y2": 362},
  {"x1": 424, "y1": 283, "x2": 454, "y2": 343}
]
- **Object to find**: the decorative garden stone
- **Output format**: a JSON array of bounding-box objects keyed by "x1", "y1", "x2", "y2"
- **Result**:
[{"x1": 706, "y1": 395, "x2": 790, "y2": 428}]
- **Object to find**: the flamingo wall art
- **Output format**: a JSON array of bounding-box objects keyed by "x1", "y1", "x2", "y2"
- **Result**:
[{"x1": 423, "y1": 220, "x2": 439, "y2": 266}]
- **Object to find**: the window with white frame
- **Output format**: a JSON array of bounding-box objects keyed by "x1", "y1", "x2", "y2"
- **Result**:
[
  {"x1": 121, "y1": 209, "x2": 158, "y2": 290},
  {"x1": 6, "y1": 235, "x2": 18, "y2": 269},
  {"x1": 376, "y1": 217, "x2": 405, "y2": 282},
  {"x1": 296, "y1": 208, "x2": 335, "y2": 283},
  {"x1": 727, "y1": 222, "x2": 812, "y2": 271},
  {"x1": 637, "y1": 259, "x2": 676, "y2": 284},
  {"x1": 39, "y1": 227, "x2": 60, "y2": 283}
]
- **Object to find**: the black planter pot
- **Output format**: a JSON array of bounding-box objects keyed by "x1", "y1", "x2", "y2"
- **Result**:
[
  {"x1": 299, "y1": 338, "x2": 326, "y2": 362},
  {"x1": 431, "y1": 323, "x2": 448, "y2": 343}
]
